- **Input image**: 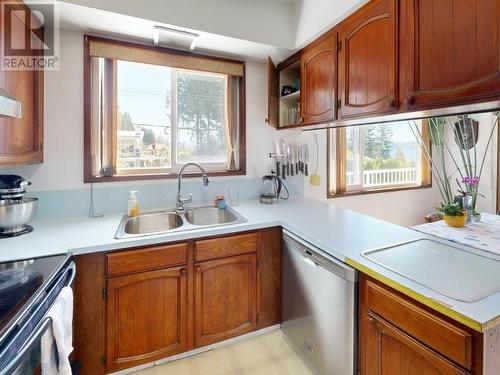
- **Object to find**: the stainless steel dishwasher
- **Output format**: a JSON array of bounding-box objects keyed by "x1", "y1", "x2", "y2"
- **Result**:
[{"x1": 282, "y1": 230, "x2": 357, "y2": 375}]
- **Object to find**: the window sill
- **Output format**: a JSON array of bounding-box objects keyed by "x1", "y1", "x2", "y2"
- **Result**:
[
  {"x1": 327, "y1": 183, "x2": 432, "y2": 199},
  {"x1": 85, "y1": 169, "x2": 245, "y2": 183}
]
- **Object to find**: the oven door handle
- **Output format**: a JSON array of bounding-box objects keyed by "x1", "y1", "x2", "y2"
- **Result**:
[
  {"x1": 0, "y1": 317, "x2": 52, "y2": 375},
  {"x1": 65, "y1": 261, "x2": 76, "y2": 288}
]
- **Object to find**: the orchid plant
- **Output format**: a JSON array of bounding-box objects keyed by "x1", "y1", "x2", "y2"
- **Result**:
[{"x1": 410, "y1": 113, "x2": 498, "y2": 215}]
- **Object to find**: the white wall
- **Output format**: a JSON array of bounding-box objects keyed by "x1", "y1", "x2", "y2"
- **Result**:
[
  {"x1": 1, "y1": 29, "x2": 285, "y2": 192},
  {"x1": 293, "y1": 0, "x2": 367, "y2": 47}
]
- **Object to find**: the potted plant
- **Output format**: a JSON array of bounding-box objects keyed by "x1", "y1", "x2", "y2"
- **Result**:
[{"x1": 437, "y1": 202, "x2": 467, "y2": 228}]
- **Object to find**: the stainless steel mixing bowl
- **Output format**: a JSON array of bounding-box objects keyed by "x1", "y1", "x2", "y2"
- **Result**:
[{"x1": 0, "y1": 198, "x2": 38, "y2": 233}]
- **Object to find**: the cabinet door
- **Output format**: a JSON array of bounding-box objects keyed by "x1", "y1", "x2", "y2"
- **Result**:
[
  {"x1": 194, "y1": 253, "x2": 257, "y2": 347},
  {"x1": 400, "y1": 0, "x2": 500, "y2": 110},
  {"x1": 0, "y1": 4, "x2": 43, "y2": 166},
  {"x1": 362, "y1": 312, "x2": 470, "y2": 375},
  {"x1": 106, "y1": 267, "x2": 187, "y2": 372},
  {"x1": 266, "y1": 57, "x2": 279, "y2": 127},
  {"x1": 338, "y1": 0, "x2": 397, "y2": 118},
  {"x1": 301, "y1": 33, "x2": 336, "y2": 124}
]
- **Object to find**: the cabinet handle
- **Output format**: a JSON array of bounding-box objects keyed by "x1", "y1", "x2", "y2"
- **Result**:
[
  {"x1": 265, "y1": 118, "x2": 269, "y2": 123},
  {"x1": 180, "y1": 268, "x2": 187, "y2": 276},
  {"x1": 404, "y1": 95, "x2": 414, "y2": 106},
  {"x1": 195, "y1": 266, "x2": 202, "y2": 273}
]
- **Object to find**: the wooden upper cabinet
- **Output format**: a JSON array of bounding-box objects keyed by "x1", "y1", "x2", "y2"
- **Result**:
[
  {"x1": 106, "y1": 266, "x2": 187, "y2": 372},
  {"x1": 0, "y1": 3, "x2": 43, "y2": 166},
  {"x1": 301, "y1": 33, "x2": 336, "y2": 124},
  {"x1": 400, "y1": 0, "x2": 500, "y2": 110},
  {"x1": 266, "y1": 57, "x2": 279, "y2": 127},
  {"x1": 338, "y1": 0, "x2": 398, "y2": 118},
  {"x1": 194, "y1": 253, "x2": 257, "y2": 347}
]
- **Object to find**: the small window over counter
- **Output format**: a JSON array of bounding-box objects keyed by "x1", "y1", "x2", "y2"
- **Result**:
[
  {"x1": 84, "y1": 36, "x2": 246, "y2": 182},
  {"x1": 328, "y1": 121, "x2": 431, "y2": 197}
]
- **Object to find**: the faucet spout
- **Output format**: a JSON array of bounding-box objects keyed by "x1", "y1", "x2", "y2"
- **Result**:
[{"x1": 176, "y1": 163, "x2": 210, "y2": 213}]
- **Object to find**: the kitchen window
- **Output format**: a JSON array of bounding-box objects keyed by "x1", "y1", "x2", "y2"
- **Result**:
[
  {"x1": 328, "y1": 121, "x2": 431, "y2": 197},
  {"x1": 84, "y1": 36, "x2": 245, "y2": 182}
]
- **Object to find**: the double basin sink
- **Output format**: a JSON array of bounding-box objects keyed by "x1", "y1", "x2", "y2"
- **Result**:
[{"x1": 115, "y1": 205, "x2": 246, "y2": 239}]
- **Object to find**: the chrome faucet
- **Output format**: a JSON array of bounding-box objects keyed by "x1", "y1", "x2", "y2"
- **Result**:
[{"x1": 176, "y1": 162, "x2": 209, "y2": 213}]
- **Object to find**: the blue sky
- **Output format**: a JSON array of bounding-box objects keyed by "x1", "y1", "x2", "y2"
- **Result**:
[{"x1": 117, "y1": 60, "x2": 171, "y2": 127}]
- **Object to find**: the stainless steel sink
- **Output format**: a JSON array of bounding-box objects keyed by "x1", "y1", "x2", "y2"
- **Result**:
[
  {"x1": 185, "y1": 206, "x2": 239, "y2": 226},
  {"x1": 121, "y1": 211, "x2": 183, "y2": 236},
  {"x1": 115, "y1": 206, "x2": 246, "y2": 239}
]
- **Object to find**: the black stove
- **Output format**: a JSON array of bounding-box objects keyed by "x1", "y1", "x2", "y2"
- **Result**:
[{"x1": 0, "y1": 254, "x2": 70, "y2": 341}]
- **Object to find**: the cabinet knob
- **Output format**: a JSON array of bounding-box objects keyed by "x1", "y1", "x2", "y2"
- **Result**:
[
  {"x1": 195, "y1": 266, "x2": 202, "y2": 273},
  {"x1": 180, "y1": 268, "x2": 187, "y2": 276},
  {"x1": 265, "y1": 118, "x2": 269, "y2": 123},
  {"x1": 404, "y1": 95, "x2": 414, "y2": 106}
]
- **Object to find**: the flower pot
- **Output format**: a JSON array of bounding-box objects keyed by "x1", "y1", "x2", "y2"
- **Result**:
[{"x1": 443, "y1": 211, "x2": 468, "y2": 228}]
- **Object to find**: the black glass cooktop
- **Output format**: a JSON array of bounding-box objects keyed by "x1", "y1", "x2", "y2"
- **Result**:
[{"x1": 0, "y1": 254, "x2": 68, "y2": 338}]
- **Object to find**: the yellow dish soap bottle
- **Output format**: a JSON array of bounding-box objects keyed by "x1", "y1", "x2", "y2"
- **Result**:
[{"x1": 127, "y1": 190, "x2": 140, "y2": 217}]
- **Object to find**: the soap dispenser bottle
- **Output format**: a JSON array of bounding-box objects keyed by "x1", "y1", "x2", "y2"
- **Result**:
[{"x1": 127, "y1": 190, "x2": 140, "y2": 217}]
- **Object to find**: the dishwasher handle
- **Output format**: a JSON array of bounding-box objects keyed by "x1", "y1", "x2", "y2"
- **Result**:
[
  {"x1": 283, "y1": 230, "x2": 357, "y2": 283},
  {"x1": 301, "y1": 256, "x2": 318, "y2": 268}
]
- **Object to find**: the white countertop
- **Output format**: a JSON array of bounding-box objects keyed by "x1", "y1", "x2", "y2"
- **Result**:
[{"x1": 2, "y1": 197, "x2": 499, "y2": 332}]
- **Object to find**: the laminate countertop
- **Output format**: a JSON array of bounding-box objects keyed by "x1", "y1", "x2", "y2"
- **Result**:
[{"x1": 1, "y1": 196, "x2": 499, "y2": 333}]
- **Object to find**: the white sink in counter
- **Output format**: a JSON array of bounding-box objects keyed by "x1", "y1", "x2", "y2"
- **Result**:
[{"x1": 362, "y1": 238, "x2": 500, "y2": 303}]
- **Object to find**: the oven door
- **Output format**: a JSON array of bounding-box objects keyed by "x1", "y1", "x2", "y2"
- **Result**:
[{"x1": 0, "y1": 261, "x2": 76, "y2": 375}]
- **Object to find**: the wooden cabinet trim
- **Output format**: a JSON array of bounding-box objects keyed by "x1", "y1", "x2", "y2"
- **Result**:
[
  {"x1": 106, "y1": 242, "x2": 188, "y2": 277},
  {"x1": 257, "y1": 227, "x2": 282, "y2": 329},
  {"x1": 266, "y1": 57, "x2": 279, "y2": 127},
  {"x1": 194, "y1": 232, "x2": 258, "y2": 262}
]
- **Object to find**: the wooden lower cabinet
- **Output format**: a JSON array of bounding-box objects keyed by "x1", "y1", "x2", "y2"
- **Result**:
[
  {"x1": 194, "y1": 253, "x2": 257, "y2": 347},
  {"x1": 73, "y1": 228, "x2": 282, "y2": 374},
  {"x1": 359, "y1": 274, "x2": 483, "y2": 375},
  {"x1": 105, "y1": 267, "x2": 187, "y2": 372},
  {"x1": 365, "y1": 312, "x2": 470, "y2": 375}
]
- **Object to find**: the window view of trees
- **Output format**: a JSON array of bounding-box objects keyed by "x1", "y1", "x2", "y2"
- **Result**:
[
  {"x1": 360, "y1": 124, "x2": 417, "y2": 171},
  {"x1": 177, "y1": 71, "x2": 226, "y2": 163},
  {"x1": 346, "y1": 122, "x2": 421, "y2": 189},
  {"x1": 115, "y1": 61, "x2": 228, "y2": 171}
]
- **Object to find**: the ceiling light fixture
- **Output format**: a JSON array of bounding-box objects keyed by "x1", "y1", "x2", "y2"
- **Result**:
[{"x1": 153, "y1": 26, "x2": 199, "y2": 51}]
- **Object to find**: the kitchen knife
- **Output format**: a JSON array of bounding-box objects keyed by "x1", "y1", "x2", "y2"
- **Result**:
[
  {"x1": 304, "y1": 143, "x2": 309, "y2": 176},
  {"x1": 275, "y1": 140, "x2": 281, "y2": 177}
]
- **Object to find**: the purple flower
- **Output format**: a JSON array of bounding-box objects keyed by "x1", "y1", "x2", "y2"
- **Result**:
[{"x1": 462, "y1": 176, "x2": 480, "y2": 186}]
